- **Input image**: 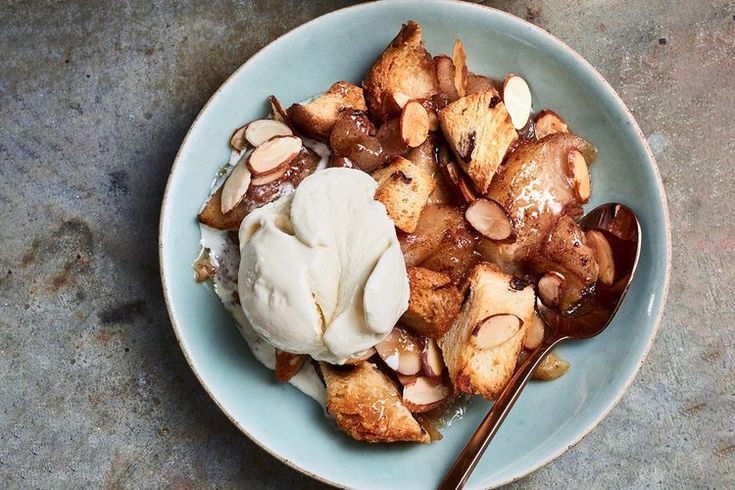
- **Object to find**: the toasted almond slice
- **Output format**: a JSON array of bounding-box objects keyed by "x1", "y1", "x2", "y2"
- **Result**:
[
  {"x1": 250, "y1": 164, "x2": 287, "y2": 186},
  {"x1": 434, "y1": 55, "x2": 458, "y2": 99},
  {"x1": 586, "y1": 229, "x2": 615, "y2": 286},
  {"x1": 400, "y1": 101, "x2": 430, "y2": 148},
  {"x1": 537, "y1": 271, "x2": 566, "y2": 309},
  {"x1": 230, "y1": 124, "x2": 248, "y2": 151},
  {"x1": 343, "y1": 347, "x2": 376, "y2": 365},
  {"x1": 245, "y1": 119, "x2": 293, "y2": 147},
  {"x1": 524, "y1": 313, "x2": 546, "y2": 350},
  {"x1": 420, "y1": 338, "x2": 444, "y2": 377},
  {"x1": 246, "y1": 135, "x2": 301, "y2": 176},
  {"x1": 268, "y1": 95, "x2": 290, "y2": 125},
  {"x1": 503, "y1": 74, "x2": 532, "y2": 130},
  {"x1": 452, "y1": 40, "x2": 468, "y2": 98},
  {"x1": 375, "y1": 327, "x2": 423, "y2": 376},
  {"x1": 465, "y1": 198, "x2": 514, "y2": 240},
  {"x1": 393, "y1": 91, "x2": 411, "y2": 109},
  {"x1": 534, "y1": 110, "x2": 569, "y2": 139},
  {"x1": 442, "y1": 160, "x2": 477, "y2": 203},
  {"x1": 220, "y1": 159, "x2": 252, "y2": 214},
  {"x1": 457, "y1": 174, "x2": 478, "y2": 204},
  {"x1": 567, "y1": 147, "x2": 591, "y2": 202},
  {"x1": 471, "y1": 314, "x2": 523, "y2": 349},
  {"x1": 402, "y1": 377, "x2": 451, "y2": 413}
]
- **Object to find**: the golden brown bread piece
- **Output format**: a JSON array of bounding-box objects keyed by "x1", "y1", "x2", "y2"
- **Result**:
[
  {"x1": 363, "y1": 21, "x2": 438, "y2": 123},
  {"x1": 320, "y1": 362, "x2": 430, "y2": 443},
  {"x1": 373, "y1": 156, "x2": 435, "y2": 233},
  {"x1": 287, "y1": 81, "x2": 367, "y2": 141},
  {"x1": 438, "y1": 92, "x2": 518, "y2": 193},
  {"x1": 401, "y1": 267, "x2": 462, "y2": 338},
  {"x1": 437, "y1": 263, "x2": 535, "y2": 400}
]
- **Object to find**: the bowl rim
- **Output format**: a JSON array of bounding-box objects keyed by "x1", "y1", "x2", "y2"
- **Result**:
[{"x1": 158, "y1": 1, "x2": 672, "y2": 487}]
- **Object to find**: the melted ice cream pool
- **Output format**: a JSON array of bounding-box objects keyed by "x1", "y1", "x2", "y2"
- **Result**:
[{"x1": 199, "y1": 136, "x2": 330, "y2": 406}]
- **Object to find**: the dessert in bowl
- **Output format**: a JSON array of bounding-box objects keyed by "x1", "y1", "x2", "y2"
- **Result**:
[
  {"x1": 195, "y1": 19, "x2": 634, "y2": 442},
  {"x1": 162, "y1": 4, "x2": 661, "y2": 486}
]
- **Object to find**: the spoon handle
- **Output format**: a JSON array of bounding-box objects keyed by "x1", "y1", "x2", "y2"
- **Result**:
[{"x1": 438, "y1": 335, "x2": 564, "y2": 490}]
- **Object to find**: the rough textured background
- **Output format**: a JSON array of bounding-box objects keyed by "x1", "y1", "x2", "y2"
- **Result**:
[{"x1": 0, "y1": 0, "x2": 733, "y2": 488}]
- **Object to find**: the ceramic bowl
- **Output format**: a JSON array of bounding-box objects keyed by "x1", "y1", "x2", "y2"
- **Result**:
[{"x1": 159, "y1": 1, "x2": 670, "y2": 488}]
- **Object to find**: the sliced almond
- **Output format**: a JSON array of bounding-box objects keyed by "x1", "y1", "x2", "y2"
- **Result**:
[
  {"x1": 457, "y1": 174, "x2": 478, "y2": 204},
  {"x1": 220, "y1": 159, "x2": 252, "y2": 214},
  {"x1": 471, "y1": 314, "x2": 523, "y2": 349},
  {"x1": 245, "y1": 119, "x2": 293, "y2": 147},
  {"x1": 452, "y1": 39, "x2": 468, "y2": 98},
  {"x1": 246, "y1": 135, "x2": 301, "y2": 176},
  {"x1": 230, "y1": 124, "x2": 248, "y2": 152},
  {"x1": 537, "y1": 271, "x2": 566, "y2": 309},
  {"x1": 268, "y1": 95, "x2": 290, "y2": 125},
  {"x1": 402, "y1": 377, "x2": 451, "y2": 413},
  {"x1": 343, "y1": 347, "x2": 376, "y2": 365},
  {"x1": 374, "y1": 327, "x2": 422, "y2": 376},
  {"x1": 400, "y1": 101, "x2": 430, "y2": 148},
  {"x1": 586, "y1": 229, "x2": 615, "y2": 286},
  {"x1": 465, "y1": 198, "x2": 514, "y2": 241},
  {"x1": 503, "y1": 74, "x2": 532, "y2": 130},
  {"x1": 392, "y1": 91, "x2": 411, "y2": 109},
  {"x1": 567, "y1": 147, "x2": 590, "y2": 203},
  {"x1": 524, "y1": 313, "x2": 546, "y2": 350},
  {"x1": 534, "y1": 110, "x2": 568, "y2": 139},
  {"x1": 441, "y1": 159, "x2": 477, "y2": 203},
  {"x1": 434, "y1": 55, "x2": 458, "y2": 99},
  {"x1": 250, "y1": 164, "x2": 287, "y2": 186},
  {"x1": 420, "y1": 338, "x2": 444, "y2": 378}
]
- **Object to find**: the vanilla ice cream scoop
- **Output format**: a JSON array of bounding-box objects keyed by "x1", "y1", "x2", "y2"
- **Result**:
[{"x1": 237, "y1": 168, "x2": 409, "y2": 364}]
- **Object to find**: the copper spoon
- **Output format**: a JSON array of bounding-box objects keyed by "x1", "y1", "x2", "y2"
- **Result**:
[{"x1": 439, "y1": 203, "x2": 641, "y2": 490}]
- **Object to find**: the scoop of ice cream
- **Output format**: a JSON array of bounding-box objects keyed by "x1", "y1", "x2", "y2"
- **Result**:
[{"x1": 238, "y1": 168, "x2": 409, "y2": 364}]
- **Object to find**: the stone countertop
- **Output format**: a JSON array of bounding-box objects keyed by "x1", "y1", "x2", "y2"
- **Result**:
[{"x1": 0, "y1": 1, "x2": 732, "y2": 488}]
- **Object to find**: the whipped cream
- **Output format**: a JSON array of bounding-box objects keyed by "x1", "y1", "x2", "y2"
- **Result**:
[{"x1": 237, "y1": 168, "x2": 409, "y2": 364}]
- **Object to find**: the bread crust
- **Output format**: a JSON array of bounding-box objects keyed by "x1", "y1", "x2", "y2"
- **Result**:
[
  {"x1": 321, "y1": 362, "x2": 430, "y2": 443},
  {"x1": 401, "y1": 267, "x2": 462, "y2": 338},
  {"x1": 287, "y1": 81, "x2": 367, "y2": 141},
  {"x1": 373, "y1": 156, "x2": 435, "y2": 233},
  {"x1": 438, "y1": 92, "x2": 517, "y2": 193},
  {"x1": 363, "y1": 21, "x2": 438, "y2": 123},
  {"x1": 437, "y1": 263, "x2": 535, "y2": 400}
]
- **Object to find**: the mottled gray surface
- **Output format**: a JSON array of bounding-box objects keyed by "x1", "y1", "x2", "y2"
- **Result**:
[{"x1": 0, "y1": 0, "x2": 733, "y2": 488}]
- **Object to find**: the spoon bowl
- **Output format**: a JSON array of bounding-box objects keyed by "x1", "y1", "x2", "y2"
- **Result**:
[{"x1": 439, "y1": 203, "x2": 641, "y2": 490}]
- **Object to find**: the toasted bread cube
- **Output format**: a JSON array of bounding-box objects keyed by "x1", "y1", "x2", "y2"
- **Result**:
[
  {"x1": 438, "y1": 92, "x2": 518, "y2": 193},
  {"x1": 287, "y1": 81, "x2": 367, "y2": 141},
  {"x1": 437, "y1": 263, "x2": 535, "y2": 400},
  {"x1": 401, "y1": 267, "x2": 462, "y2": 338},
  {"x1": 373, "y1": 157, "x2": 435, "y2": 233},
  {"x1": 321, "y1": 362, "x2": 430, "y2": 443},
  {"x1": 363, "y1": 21, "x2": 438, "y2": 123}
]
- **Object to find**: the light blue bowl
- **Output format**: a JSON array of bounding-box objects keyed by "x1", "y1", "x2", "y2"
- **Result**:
[{"x1": 159, "y1": 1, "x2": 671, "y2": 488}]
